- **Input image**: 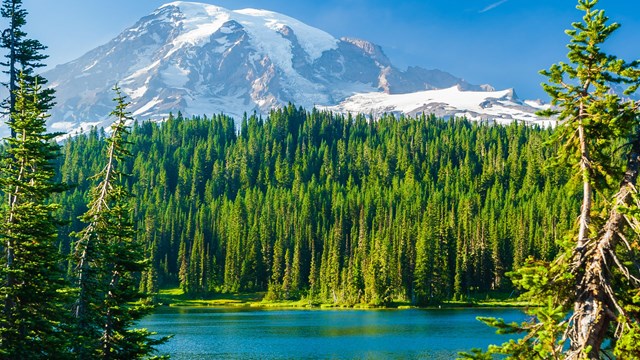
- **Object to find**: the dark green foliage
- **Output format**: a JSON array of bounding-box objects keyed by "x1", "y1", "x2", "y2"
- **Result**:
[
  {"x1": 70, "y1": 86, "x2": 169, "y2": 359},
  {"x1": 55, "y1": 107, "x2": 578, "y2": 306},
  {"x1": 0, "y1": 0, "x2": 55, "y2": 122},
  {"x1": 1, "y1": 2, "x2": 166, "y2": 356},
  {"x1": 0, "y1": 80, "x2": 69, "y2": 359}
]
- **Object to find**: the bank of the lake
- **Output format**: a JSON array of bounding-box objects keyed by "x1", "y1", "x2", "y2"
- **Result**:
[
  {"x1": 155, "y1": 288, "x2": 530, "y2": 310},
  {"x1": 139, "y1": 306, "x2": 525, "y2": 359}
]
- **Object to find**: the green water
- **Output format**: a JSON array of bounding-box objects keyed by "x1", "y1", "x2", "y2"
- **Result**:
[{"x1": 139, "y1": 307, "x2": 525, "y2": 359}]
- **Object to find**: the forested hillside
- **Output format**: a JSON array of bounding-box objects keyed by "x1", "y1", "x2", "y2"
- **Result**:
[{"x1": 56, "y1": 106, "x2": 577, "y2": 305}]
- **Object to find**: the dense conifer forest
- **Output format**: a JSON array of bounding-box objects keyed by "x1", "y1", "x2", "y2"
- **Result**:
[
  {"x1": 55, "y1": 106, "x2": 578, "y2": 305},
  {"x1": 2, "y1": 0, "x2": 639, "y2": 358}
]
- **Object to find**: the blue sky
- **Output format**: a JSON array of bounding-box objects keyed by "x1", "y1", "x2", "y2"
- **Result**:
[{"x1": 21, "y1": 0, "x2": 640, "y2": 99}]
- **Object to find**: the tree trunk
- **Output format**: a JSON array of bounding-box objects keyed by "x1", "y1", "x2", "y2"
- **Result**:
[
  {"x1": 3, "y1": 0, "x2": 19, "y2": 323},
  {"x1": 9, "y1": 0, "x2": 17, "y2": 138},
  {"x1": 568, "y1": 254, "x2": 610, "y2": 359},
  {"x1": 577, "y1": 121, "x2": 591, "y2": 250},
  {"x1": 3, "y1": 129, "x2": 27, "y2": 335},
  {"x1": 568, "y1": 131, "x2": 640, "y2": 359}
]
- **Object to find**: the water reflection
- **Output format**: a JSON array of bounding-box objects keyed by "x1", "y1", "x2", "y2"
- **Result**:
[{"x1": 139, "y1": 307, "x2": 524, "y2": 359}]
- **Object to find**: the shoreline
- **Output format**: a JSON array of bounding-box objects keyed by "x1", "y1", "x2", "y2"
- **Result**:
[{"x1": 154, "y1": 289, "x2": 531, "y2": 310}]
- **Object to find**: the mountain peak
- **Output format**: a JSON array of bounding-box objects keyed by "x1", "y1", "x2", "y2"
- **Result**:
[
  {"x1": 153, "y1": 2, "x2": 339, "y2": 63},
  {"x1": 156, "y1": 1, "x2": 230, "y2": 21},
  {"x1": 341, "y1": 37, "x2": 383, "y2": 56},
  {"x1": 20, "y1": 3, "x2": 548, "y2": 138},
  {"x1": 341, "y1": 37, "x2": 390, "y2": 66},
  {"x1": 159, "y1": 1, "x2": 224, "y2": 11}
]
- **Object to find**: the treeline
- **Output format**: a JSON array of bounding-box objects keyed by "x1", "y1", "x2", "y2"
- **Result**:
[{"x1": 56, "y1": 106, "x2": 578, "y2": 305}]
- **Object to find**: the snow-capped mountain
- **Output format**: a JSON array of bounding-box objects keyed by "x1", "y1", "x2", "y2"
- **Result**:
[
  {"x1": 321, "y1": 86, "x2": 554, "y2": 126},
  {"x1": 12, "y1": 1, "x2": 548, "y2": 136}
]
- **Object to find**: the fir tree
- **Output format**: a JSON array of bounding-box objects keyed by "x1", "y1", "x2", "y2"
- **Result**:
[
  {"x1": 461, "y1": 1, "x2": 640, "y2": 358},
  {"x1": 71, "y1": 85, "x2": 169, "y2": 359},
  {"x1": 0, "y1": 78, "x2": 69, "y2": 359},
  {"x1": 0, "y1": 0, "x2": 55, "y2": 135}
]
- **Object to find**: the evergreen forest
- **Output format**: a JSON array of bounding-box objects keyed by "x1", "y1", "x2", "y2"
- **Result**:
[
  {"x1": 56, "y1": 107, "x2": 578, "y2": 306},
  {"x1": 3, "y1": 0, "x2": 639, "y2": 357}
]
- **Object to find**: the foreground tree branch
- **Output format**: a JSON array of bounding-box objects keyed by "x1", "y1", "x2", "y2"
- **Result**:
[
  {"x1": 567, "y1": 130, "x2": 640, "y2": 358},
  {"x1": 461, "y1": 1, "x2": 640, "y2": 358}
]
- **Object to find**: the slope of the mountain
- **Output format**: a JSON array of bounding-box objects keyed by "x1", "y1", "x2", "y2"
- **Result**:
[
  {"x1": 6, "y1": 1, "x2": 547, "y2": 136},
  {"x1": 321, "y1": 86, "x2": 554, "y2": 126}
]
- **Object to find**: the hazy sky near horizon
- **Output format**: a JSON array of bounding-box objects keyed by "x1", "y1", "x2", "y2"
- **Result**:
[{"x1": 20, "y1": 0, "x2": 640, "y2": 99}]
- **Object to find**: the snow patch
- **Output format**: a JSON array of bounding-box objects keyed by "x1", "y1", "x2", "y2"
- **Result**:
[
  {"x1": 126, "y1": 85, "x2": 148, "y2": 100},
  {"x1": 133, "y1": 97, "x2": 164, "y2": 116},
  {"x1": 235, "y1": 8, "x2": 337, "y2": 61},
  {"x1": 158, "y1": 2, "x2": 337, "y2": 64},
  {"x1": 123, "y1": 60, "x2": 162, "y2": 83},
  {"x1": 50, "y1": 121, "x2": 76, "y2": 131},
  {"x1": 83, "y1": 59, "x2": 99, "y2": 72},
  {"x1": 170, "y1": 12, "x2": 230, "y2": 49},
  {"x1": 161, "y1": 62, "x2": 191, "y2": 87},
  {"x1": 320, "y1": 86, "x2": 552, "y2": 125},
  {"x1": 525, "y1": 100, "x2": 551, "y2": 110}
]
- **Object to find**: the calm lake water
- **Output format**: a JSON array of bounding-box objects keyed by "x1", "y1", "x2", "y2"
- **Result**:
[{"x1": 139, "y1": 307, "x2": 525, "y2": 359}]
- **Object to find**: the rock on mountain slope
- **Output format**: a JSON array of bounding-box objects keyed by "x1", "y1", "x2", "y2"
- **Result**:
[{"x1": 8, "y1": 1, "x2": 547, "y2": 136}]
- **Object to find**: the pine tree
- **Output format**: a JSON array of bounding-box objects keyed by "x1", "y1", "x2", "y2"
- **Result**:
[
  {"x1": 546, "y1": 2, "x2": 640, "y2": 355},
  {"x1": 461, "y1": 1, "x2": 640, "y2": 358},
  {"x1": 70, "y1": 85, "x2": 169, "y2": 359},
  {"x1": 0, "y1": 0, "x2": 55, "y2": 136},
  {"x1": 54, "y1": 93, "x2": 577, "y2": 310},
  {"x1": 0, "y1": 78, "x2": 69, "y2": 359}
]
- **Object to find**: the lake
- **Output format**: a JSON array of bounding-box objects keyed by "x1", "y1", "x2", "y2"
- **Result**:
[{"x1": 139, "y1": 307, "x2": 525, "y2": 359}]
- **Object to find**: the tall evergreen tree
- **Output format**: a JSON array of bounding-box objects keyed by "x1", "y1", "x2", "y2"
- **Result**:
[
  {"x1": 0, "y1": 78, "x2": 69, "y2": 359},
  {"x1": 544, "y1": 2, "x2": 640, "y2": 356},
  {"x1": 462, "y1": 1, "x2": 640, "y2": 358},
  {"x1": 71, "y1": 85, "x2": 169, "y2": 359},
  {"x1": 1, "y1": 0, "x2": 54, "y2": 137}
]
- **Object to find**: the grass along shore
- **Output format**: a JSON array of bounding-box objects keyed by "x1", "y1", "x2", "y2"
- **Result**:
[{"x1": 154, "y1": 288, "x2": 531, "y2": 309}]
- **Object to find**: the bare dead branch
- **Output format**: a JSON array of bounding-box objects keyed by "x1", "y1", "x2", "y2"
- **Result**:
[{"x1": 607, "y1": 246, "x2": 640, "y2": 286}]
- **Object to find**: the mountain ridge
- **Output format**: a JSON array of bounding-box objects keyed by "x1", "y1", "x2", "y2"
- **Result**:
[{"x1": 2, "y1": 1, "x2": 548, "y2": 137}]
